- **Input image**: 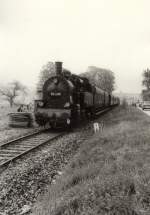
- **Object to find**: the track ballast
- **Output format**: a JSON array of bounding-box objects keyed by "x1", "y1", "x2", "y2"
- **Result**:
[{"x1": 0, "y1": 129, "x2": 65, "y2": 168}]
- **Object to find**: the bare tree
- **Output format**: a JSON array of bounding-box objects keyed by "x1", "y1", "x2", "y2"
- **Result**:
[
  {"x1": 142, "y1": 68, "x2": 150, "y2": 90},
  {"x1": 141, "y1": 68, "x2": 150, "y2": 100},
  {"x1": 0, "y1": 81, "x2": 28, "y2": 107},
  {"x1": 81, "y1": 66, "x2": 115, "y2": 94}
]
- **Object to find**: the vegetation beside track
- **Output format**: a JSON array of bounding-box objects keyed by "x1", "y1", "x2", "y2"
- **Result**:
[
  {"x1": 0, "y1": 129, "x2": 92, "y2": 214},
  {"x1": 33, "y1": 105, "x2": 150, "y2": 215}
]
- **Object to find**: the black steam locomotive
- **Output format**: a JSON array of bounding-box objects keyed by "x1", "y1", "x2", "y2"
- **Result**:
[{"x1": 34, "y1": 62, "x2": 119, "y2": 128}]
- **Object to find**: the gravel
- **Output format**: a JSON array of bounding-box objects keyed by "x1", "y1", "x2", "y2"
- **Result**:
[
  {"x1": 0, "y1": 123, "x2": 93, "y2": 215},
  {"x1": 0, "y1": 127, "x2": 40, "y2": 146}
]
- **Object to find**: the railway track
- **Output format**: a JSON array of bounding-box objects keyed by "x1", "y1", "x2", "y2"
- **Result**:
[
  {"x1": 0, "y1": 129, "x2": 65, "y2": 168},
  {"x1": 0, "y1": 106, "x2": 115, "y2": 169}
]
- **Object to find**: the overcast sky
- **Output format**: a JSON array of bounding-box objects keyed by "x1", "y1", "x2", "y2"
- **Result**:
[{"x1": 0, "y1": 0, "x2": 150, "y2": 93}]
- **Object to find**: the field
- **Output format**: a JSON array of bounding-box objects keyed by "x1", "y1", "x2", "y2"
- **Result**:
[{"x1": 33, "y1": 105, "x2": 150, "y2": 215}]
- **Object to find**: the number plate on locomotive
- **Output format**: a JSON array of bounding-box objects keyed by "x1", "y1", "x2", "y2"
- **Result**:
[{"x1": 50, "y1": 92, "x2": 61, "y2": 96}]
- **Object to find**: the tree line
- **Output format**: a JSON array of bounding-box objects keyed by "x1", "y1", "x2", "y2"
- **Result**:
[
  {"x1": 81, "y1": 66, "x2": 115, "y2": 94},
  {"x1": 0, "y1": 61, "x2": 116, "y2": 107},
  {"x1": 37, "y1": 61, "x2": 115, "y2": 94}
]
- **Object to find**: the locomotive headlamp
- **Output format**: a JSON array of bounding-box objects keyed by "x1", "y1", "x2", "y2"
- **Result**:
[
  {"x1": 38, "y1": 101, "x2": 44, "y2": 107},
  {"x1": 67, "y1": 118, "x2": 70, "y2": 124}
]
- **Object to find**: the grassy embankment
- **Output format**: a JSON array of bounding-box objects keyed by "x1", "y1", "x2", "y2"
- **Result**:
[{"x1": 34, "y1": 105, "x2": 150, "y2": 215}]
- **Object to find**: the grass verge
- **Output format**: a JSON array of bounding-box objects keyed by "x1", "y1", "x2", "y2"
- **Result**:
[{"x1": 33, "y1": 106, "x2": 150, "y2": 215}]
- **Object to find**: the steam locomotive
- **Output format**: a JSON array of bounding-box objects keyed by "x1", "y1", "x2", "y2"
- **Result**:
[{"x1": 34, "y1": 62, "x2": 119, "y2": 128}]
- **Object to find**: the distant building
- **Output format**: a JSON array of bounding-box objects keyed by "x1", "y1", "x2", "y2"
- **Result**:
[{"x1": 114, "y1": 92, "x2": 141, "y2": 105}]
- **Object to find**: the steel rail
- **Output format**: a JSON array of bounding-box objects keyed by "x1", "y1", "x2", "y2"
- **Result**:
[
  {"x1": 0, "y1": 130, "x2": 66, "y2": 168},
  {"x1": 0, "y1": 128, "x2": 50, "y2": 148}
]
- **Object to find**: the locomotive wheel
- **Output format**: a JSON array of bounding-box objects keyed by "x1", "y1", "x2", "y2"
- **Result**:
[
  {"x1": 49, "y1": 122, "x2": 56, "y2": 130},
  {"x1": 85, "y1": 108, "x2": 95, "y2": 120},
  {"x1": 35, "y1": 113, "x2": 48, "y2": 126},
  {"x1": 35, "y1": 118, "x2": 47, "y2": 126},
  {"x1": 37, "y1": 121, "x2": 47, "y2": 126}
]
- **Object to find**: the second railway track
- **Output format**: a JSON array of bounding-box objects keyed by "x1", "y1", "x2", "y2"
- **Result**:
[{"x1": 0, "y1": 129, "x2": 66, "y2": 168}]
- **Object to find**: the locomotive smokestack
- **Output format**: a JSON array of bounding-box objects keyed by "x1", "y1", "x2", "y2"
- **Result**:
[{"x1": 55, "y1": 61, "x2": 63, "y2": 75}]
